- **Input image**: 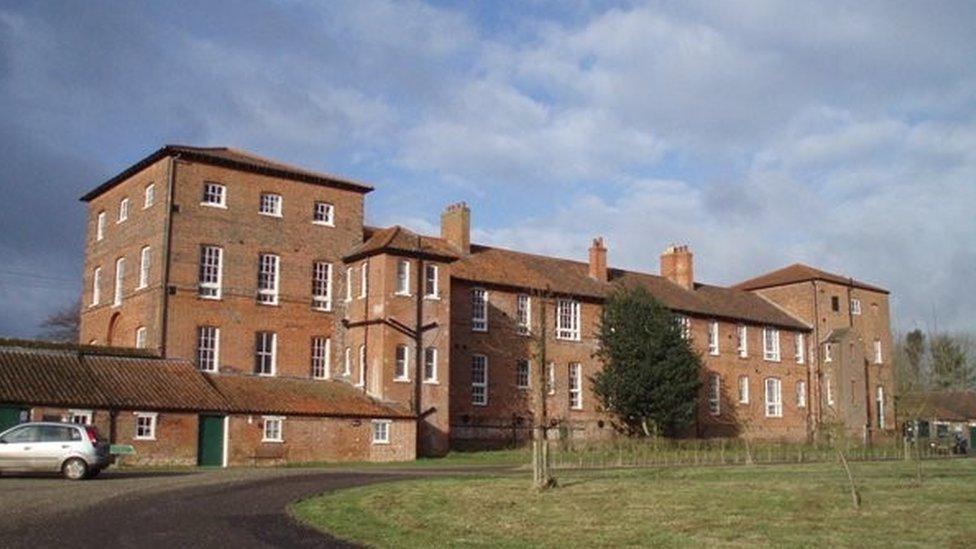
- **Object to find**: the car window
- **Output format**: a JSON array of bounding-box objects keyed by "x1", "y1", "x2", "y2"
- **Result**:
[
  {"x1": 2, "y1": 425, "x2": 40, "y2": 443},
  {"x1": 39, "y1": 426, "x2": 78, "y2": 442}
]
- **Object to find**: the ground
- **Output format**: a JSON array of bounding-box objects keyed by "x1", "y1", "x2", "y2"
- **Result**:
[{"x1": 293, "y1": 459, "x2": 976, "y2": 548}]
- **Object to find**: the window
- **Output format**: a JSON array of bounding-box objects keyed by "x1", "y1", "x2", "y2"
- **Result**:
[
  {"x1": 311, "y1": 337, "x2": 330, "y2": 379},
  {"x1": 259, "y1": 193, "x2": 282, "y2": 216},
  {"x1": 395, "y1": 260, "x2": 410, "y2": 295},
  {"x1": 471, "y1": 288, "x2": 488, "y2": 332},
  {"x1": 831, "y1": 296, "x2": 840, "y2": 312},
  {"x1": 796, "y1": 380, "x2": 807, "y2": 408},
  {"x1": 113, "y1": 257, "x2": 125, "y2": 307},
  {"x1": 556, "y1": 299, "x2": 581, "y2": 341},
  {"x1": 395, "y1": 345, "x2": 409, "y2": 381},
  {"x1": 311, "y1": 261, "x2": 332, "y2": 311},
  {"x1": 313, "y1": 201, "x2": 335, "y2": 226},
  {"x1": 372, "y1": 420, "x2": 390, "y2": 444},
  {"x1": 424, "y1": 264, "x2": 438, "y2": 298},
  {"x1": 69, "y1": 409, "x2": 93, "y2": 425},
  {"x1": 202, "y1": 182, "x2": 226, "y2": 207},
  {"x1": 345, "y1": 267, "x2": 353, "y2": 302},
  {"x1": 825, "y1": 375, "x2": 834, "y2": 406},
  {"x1": 118, "y1": 198, "x2": 129, "y2": 223},
  {"x1": 343, "y1": 346, "x2": 352, "y2": 376},
  {"x1": 516, "y1": 359, "x2": 530, "y2": 389},
  {"x1": 198, "y1": 246, "x2": 223, "y2": 299},
  {"x1": 677, "y1": 315, "x2": 691, "y2": 340},
  {"x1": 134, "y1": 412, "x2": 157, "y2": 440},
  {"x1": 738, "y1": 376, "x2": 749, "y2": 404},
  {"x1": 360, "y1": 261, "x2": 368, "y2": 298},
  {"x1": 763, "y1": 327, "x2": 780, "y2": 361},
  {"x1": 144, "y1": 183, "x2": 155, "y2": 209},
  {"x1": 255, "y1": 332, "x2": 276, "y2": 376},
  {"x1": 516, "y1": 294, "x2": 531, "y2": 335},
  {"x1": 764, "y1": 378, "x2": 782, "y2": 417},
  {"x1": 876, "y1": 386, "x2": 885, "y2": 429},
  {"x1": 708, "y1": 320, "x2": 719, "y2": 355},
  {"x1": 795, "y1": 333, "x2": 805, "y2": 364},
  {"x1": 850, "y1": 298, "x2": 861, "y2": 315},
  {"x1": 262, "y1": 416, "x2": 283, "y2": 442},
  {"x1": 569, "y1": 363, "x2": 582, "y2": 409},
  {"x1": 96, "y1": 211, "x2": 106, "y2": 241},
  {"x1": 135, "y1": 326, "x2": 147, "y2": 349},
  {"x1": 424, "y1": 347, "x2": 437, "y2": 382},
  {"x1": 736, "y1": 324, "x2": 748, "y2": 357},
  {"x1": 824, "y1": 343, "x2": 833, "y2": 363},
  {"x1": 874, "y1": 339, "x2": 883, "y2": 364},
  {"x1": 197, "y1": 326, "x2": 219, "y2": 372},
  {"x1": 708, "y1": 374, "x2": 720, "y2": 415},
  {"x1": 357, "y1": 345, "x2": 366, "y2": 387},
  {"x1": 91, "y1": 267, "x2": 101, "y2": 306},
  {"x1": 546, "y1": 362, "x2": 555, "y2": 395},
  {"x1": 257, "y1": 254, "x2": 279, "y2": 305},
  {"x1": 471, "y1": 354, "x2": 488, "y2": 405},
  {"x1": 138, "y1": 246, "x2": 150, "y2": 289}
]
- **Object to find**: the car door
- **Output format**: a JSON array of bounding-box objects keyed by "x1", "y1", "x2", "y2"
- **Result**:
[
  {"x1": 0, "y1": 425, "x2": 41, "y2": 469},
  {"x1": 33, "y1": 426, "x2": 78, "y2": 471}
]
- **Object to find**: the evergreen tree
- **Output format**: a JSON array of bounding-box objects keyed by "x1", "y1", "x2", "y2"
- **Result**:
[{"x1": 592, "y1": 286, "x2": 702, "y2": 437}]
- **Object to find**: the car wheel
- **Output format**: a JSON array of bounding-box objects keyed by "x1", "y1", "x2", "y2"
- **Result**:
[{"x1": 62, "y1": 458, "x2": 89, "y2": 480}]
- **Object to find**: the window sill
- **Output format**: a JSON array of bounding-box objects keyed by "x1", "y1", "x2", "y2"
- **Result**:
[
  {"x1": 312, "y1": 306, "x2": 333, "y2": 313},
  {"x1": 372, "y1": 440, "x2": 390, "y2": 445},
  {"x1": 423, "y1": 379, "x2": 439, "y2": 385},
  {"x1": 472, "y1": 402, "x2": 487, "y2": 407},
  {"x1": 394, "y1": 292, "x2": 412, "y2": 298},
  {"x1": 763, "y1": 357, "x2": 781, "y2": 363},
  {"x1": 258, "y1": 212, "x2": 283, "y2": 218},
  {"x1": 198, "y1": 294, "x2": 222, "y2": 301},
  {"x1": 393, "y1": 378, "x2": 412, "y2": 384},
  {"x1": 423, "y1": 295, "x2": 440, "y2": 301},
  {"x1": 312, "y1": 221, "x2": 335, "y2": 227},
  {"x1": 517, "y1": 386, "x2": 530, "y2": 391},
  {"x1": 257, "y1": 300, "x2": 280, "y2": 307},
  {"x1": 134, "y1": 437, "x2": 156, "y2": 442},
  {"x1": 200, "y1": 202, "x2": 227, "y2": 209},
  {"x1": 256, "y1": 372, "x2": 276, "y2": 378},
  {"x1": 471, "y1": 327, "x2": 488, "y2": 333},
  {"x1": 261, "y1": 439, "x2": 284, "y2": 444},
  {"x1": 709, "y1": 351, "x2": 719, "y2": 356}
]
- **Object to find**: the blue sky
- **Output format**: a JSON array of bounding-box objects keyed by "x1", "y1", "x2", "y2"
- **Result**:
[{"x1": 0, "y1": 0, "x2": 974, "y2": 337}]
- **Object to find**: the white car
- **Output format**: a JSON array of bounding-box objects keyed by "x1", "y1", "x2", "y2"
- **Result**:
[{"x1": 0, "y1": 422, "x2": 111, "y2": 479}]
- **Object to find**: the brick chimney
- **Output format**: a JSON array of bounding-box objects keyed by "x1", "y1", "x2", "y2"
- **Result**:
[
  {"x1": 660, "y1": 244, "x2": 694, "y2": 290},
  {"x1": 588, "y1": 237, "x2": 608, "y2": 282},
  {"x1": 441, "y1": 202, "x2": 470, "y2": 255}
]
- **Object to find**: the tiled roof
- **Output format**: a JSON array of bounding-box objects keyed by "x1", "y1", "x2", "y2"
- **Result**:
[
  {"x1": 205, "y1": 374, "x2": 413, "y2": 418},
  {"x1": 344, "y1": 225, "x2": 461, "y2": 262},
  {"x1": 81, "y1": 144, "x2": 373, "y2": 201},
  {"x1": 900, "y1": 391, "x2": 976, "y2": 421},
  {"x1": 733, "y1": 263, "x2": 888, "y2": 294},
  {"x1": 451, "y1": 244, "x2": 810, "y2": 330}
]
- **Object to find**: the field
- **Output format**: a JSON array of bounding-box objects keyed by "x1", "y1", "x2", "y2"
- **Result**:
[{"x1": 292, "y1": 459, "x2": 976, "y2": 548}]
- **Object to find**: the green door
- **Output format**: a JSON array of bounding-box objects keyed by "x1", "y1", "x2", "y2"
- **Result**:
[
  {"x1": 0, "y1": 407, "x2": 28, "y2": 433},
  {"x1": 197, "y1": 415, "x2": 224, "y2": 467}
]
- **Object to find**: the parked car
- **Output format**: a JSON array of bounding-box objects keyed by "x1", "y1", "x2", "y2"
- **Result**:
[{"x1": 0, "y1": 422, "x2": 111, "y2": 479}]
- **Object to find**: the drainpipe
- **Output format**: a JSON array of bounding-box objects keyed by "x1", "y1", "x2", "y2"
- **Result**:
[
  {"x1": 158, "y1": 153, "x2": 179, "y2": 357},
  {"x1": 413, "y1": 240, "x2": 425, "y2": 455},
  {"x1": 811, "y1": 281, "x2": 822, "y2": 435}
]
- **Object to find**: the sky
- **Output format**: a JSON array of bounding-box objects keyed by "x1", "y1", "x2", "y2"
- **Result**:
[{"x1": 0, "y1": 0, "x2": 974, "y2": 338}]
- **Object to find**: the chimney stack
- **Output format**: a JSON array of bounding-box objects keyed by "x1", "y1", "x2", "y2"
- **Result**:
[
  {"x1": 660, "y1": 244, "x2": 694, "y2": 290},
  {"x1": 441, "y1": 202, "x2": 471, "y2": 255},
  {"x1": 588, "y1": 237, "x2": 608, "y2": 282}
]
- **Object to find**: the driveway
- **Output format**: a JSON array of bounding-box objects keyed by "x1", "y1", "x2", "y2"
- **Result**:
[{"x1": 0, "y1": 466, "x2": 506, "y2": 548}]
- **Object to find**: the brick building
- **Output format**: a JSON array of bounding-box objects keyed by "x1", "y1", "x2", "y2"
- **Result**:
[{"x1": 33, "y1": 143, "x2": 893, "y2": 463}]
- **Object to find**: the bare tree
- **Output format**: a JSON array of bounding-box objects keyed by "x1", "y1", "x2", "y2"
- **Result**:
[
  {"x1": 531, "y1": 290, "x2": 556, "y2": 490},
  {"x1": 38, "y1": 299, "x2": 80, "y2": 343}
]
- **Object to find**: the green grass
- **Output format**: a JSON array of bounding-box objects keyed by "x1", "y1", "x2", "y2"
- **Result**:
[
  {"x1": 292, "y1": 459, "x2": 976, "y2": 548},
  {"x1": 283, "y1": 448, "x2": 530, "y2": 470}
]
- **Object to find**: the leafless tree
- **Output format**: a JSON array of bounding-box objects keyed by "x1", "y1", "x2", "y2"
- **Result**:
[
  {"x1": 531, "y1": 290, "x2": 556, "y2": 490},
  {"x1": 38, "y1": 299, "x2": 80, "y2": 343}
]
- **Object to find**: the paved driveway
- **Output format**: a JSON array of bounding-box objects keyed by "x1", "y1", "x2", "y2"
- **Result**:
[{"x1": 0, "y1": 466, "x2": 502, "y2": 548}]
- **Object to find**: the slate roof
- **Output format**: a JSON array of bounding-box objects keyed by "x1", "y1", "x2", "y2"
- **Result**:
[
  {"x1": 900, "y1": 391, "x2": 976, "y2": 421},
  {"x1": 733, "y1": 263, "x2": 888, "y2": 294},
  {"x1": 344, "y1": 225, "x2": 461, "y2": 262},
  {"x1": 206, "y1": 374, "x2": 413, "y2": 418},
  {"x1": 81, "y1": 144, "x2": 373, "y2": 201}
]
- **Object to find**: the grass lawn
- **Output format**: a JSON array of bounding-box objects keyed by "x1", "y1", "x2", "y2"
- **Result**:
[{"x1": 292, "y1": 459, "x2": 976, "y2": 548}]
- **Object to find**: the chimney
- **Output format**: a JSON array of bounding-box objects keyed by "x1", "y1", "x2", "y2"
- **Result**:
[
  {"x1": 660, "y1": 244, "x2": 694, "y2": 290},
  {"x1": 588, "y1": 237, "x2": 608, "y2": 282},
  {"x1": 441, "y1": 202, "x2": 470, "y2": 255}
]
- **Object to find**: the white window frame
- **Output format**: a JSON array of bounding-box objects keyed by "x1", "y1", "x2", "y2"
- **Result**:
[
  {"x1": 736, "y1": 324, "x2": 748, "y2": 358},
  {"x1": 850, "y1": 298, "x2": 862, "y2": 315},
  {"x1": 311, "y1": 337, "x2": 330, "y2": 379},
  {"x1": 874, "y1": 339, "x2": 883, "y2": 364},
  {"x1": 824, "y1": 343, "x2": 833, "y2": 363},
  {"x1": 764, "y1": 377, "x2": 783, "y2": 418},
  {"x1": 96, "y1": 211, "x2": 106, "y2": 241},
  {"x1": 796, "y1": 380, "x2": 807, "y2": 408},
  {"x1": 360, "y1": 261, "x2": 369, "y2": 299},
  {"x1": 201, "y1": 182, "x2": 226, "y2": 208},
  {"x1": 197, "y1": 326, "x2": 220, "y2": 372},
  {"x1": 516, "y1": 294, "x2": 531, "y2": 336},
  {"x1": 311, "y1": 261, "x2": 332, "y2": 311},
  {"x1": 516, "y1": 359, "x2": 530, "y2": 390},
  {"x1": 135, "y1": 326, "x2": 147, "y2": 349},
  {"x1": 134, "y1": 412, "x2": 157, "y2": 441},
  {"x1": 262, "y1": 416, "x2": 284, "y2": 443},
  {"x1": 259, "y1": 193, "x2": 282, "y2": 217},
  {"x1": 394, "y1": 344, "x2": 410, "y2": 381},
  {"x1": 395, "y1": 260, "x2": 411, "y2": 296},
  {"x1": 257, "y1": 253, "x2": 280, "y2": 305},
  {"x1": 69, "y1": 409, "x2": 93, "y2": 425},
  {"x1": 708, "y1": 374, "x2": 721, "y2": 415},
  {"x1": 472, "y1": 354, "x2": 488, "y2": 406},
  {"x1": 569, "y1": 363, "x2": 583, "y2": 410},
  {"x1": 357, "y1": 345, "x2": 366, "y2": 387},
  {"x1": 708, "y1": 320, "x2": 719, "y2": 355},
  {"x1": 424, "y1": 264, "x2": 439, "y2": 299},
  {"x1": 546, "y1": 362, "x2": 556, "y2": 395},
  {"x1": 763, "y1": 327, "x2": 781, "y2": 362},
  {"x1": 825, "y1": 375, "x2": 834, "y2": 406},
  {"x1": 738, "y1": 376, "x2": 749, "y2": 404},
  {"x1": 345, "y1": 267, "x2": 353, "y2": 302},
  {"x1": 144, "y1": 183, "x2": 155, "y2": 209},
  {"x1": 471, "y1": 288, "x2": 488, "y2": 332},
  {"x1": 556, "y1": 299, "x2": 581, "y2": 341},
  {"x1": 91, "y1": 267, "x2": 101, "y2": 306},
  {"x1": 876, "y1": 385, "x2": 885, "y2": 429},
  {"x1": 343, "y1": 346, "x2": 352, "y2": 377},
  {"x1": 117, "y1": 198, "x2": 129, "y2": 223},
  {"x1": 423, "y1": 347, "x2": 437, "y2": 383},
  {"x1": 795, "y1": 333, "x2": 805, "y2": 364},
  {"x1": 198, "y1": 246, "x2": 223, "y2": 299},
  {"x1": 113, "y1": 257, "x2": 125, "y2": 307},
  {"x1": 678, "y1": 315, "x2": 691, "y2": 340},
  {"x1": 313, "y1": 201, "x2": 335, "y2": 226},
  {"x1": 371, "y1": 419, "x2": 390, "y2": 444},
  {"x1": 255, "y1": 331, "x2": 277, "y2": 376},
  {"x1": 138, "y1": 246, "x2": 150, "y2": 289}
]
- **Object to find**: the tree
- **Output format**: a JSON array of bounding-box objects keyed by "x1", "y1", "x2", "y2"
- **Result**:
[
  {"x1": 592, "y1": 286, "x2": 702, "y2": 437},
  {"x1": 38, "y1": 299, "x2": 80, "y2": 343},
  {"x1": 530, "y1": 290, "x2": 556, "y2": 490},
  {"x1": 930, "y1": 334, "x2": 971, "y2": 390}
]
